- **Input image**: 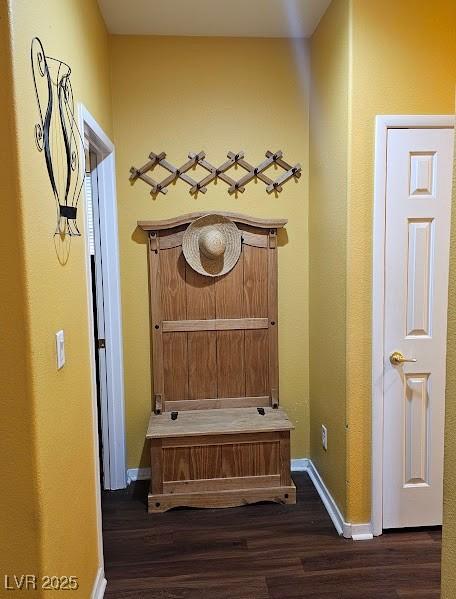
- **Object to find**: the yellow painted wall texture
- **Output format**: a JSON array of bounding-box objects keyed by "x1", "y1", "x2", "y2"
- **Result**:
[
  {"x1": 3, "y1": 0, "x2": 456, "y2": 590},
  {"x1": 347, "y1": 0, "x2": 456, "y2": 523},
  {"x1": 309, "y1": 0, "x2": 349, "y2": 516},
  {"x1": 310, "y1": 0, "x2": 456, "y2": 523},
  {"x1": 110, "y1": 36, "x2": 310, "y2": 468},
  {"x1": 0, "y1": 1, "x2": 41, "y2": 584},
  {"x1": 2, "y1": 0, "x2": 112, "y2": 595},
  {"x1": 441, "y1": 125, "x2": 456, "y2": 599}
]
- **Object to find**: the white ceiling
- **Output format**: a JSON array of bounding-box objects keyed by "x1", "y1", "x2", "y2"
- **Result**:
[{"x1": 98, "y1": 0, "x2": 331, "y2": 38}]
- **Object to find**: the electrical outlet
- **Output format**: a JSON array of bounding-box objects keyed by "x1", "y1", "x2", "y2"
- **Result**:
[
  {"x1": 321, "y1": 425, "x2": 328, "y2": 451},
  {"x1": 56, "y1": 330, "x2": 65, "y2": 370}
]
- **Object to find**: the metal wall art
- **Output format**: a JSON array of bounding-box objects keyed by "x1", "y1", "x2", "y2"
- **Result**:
[
  {"x1": 130, "y1": 151, "x2": 301, "y2": 196},
  {"x1": 31, "y1": 37, "x2": 84, "y2": 236}
]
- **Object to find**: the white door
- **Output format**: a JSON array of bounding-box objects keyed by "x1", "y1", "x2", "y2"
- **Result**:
[{"x1": 383, "y1": 127, "x2": 454, "y2": 529}]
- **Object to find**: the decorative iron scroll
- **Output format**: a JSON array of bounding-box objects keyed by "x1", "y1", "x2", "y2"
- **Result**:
[
  {"x1": 130, "y1": 151, "x2": 301, "y2": 196},
  {"x1": 31, "y1": 37, "x2": 84, "y2": 236}
]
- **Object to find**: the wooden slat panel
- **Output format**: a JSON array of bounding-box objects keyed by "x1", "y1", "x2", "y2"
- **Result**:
[
  {"x1": 240, "y1": 230, "x2": 268, "y2": 248},
  {"x1": 239, "y1": 224, "x2": 269, "y2": 248},
  {"x1": 185, "y1": 264, "x2": 216, "y2": 399},
  {"x1": 243, "y1": 244, "x2": 268, "y2": 317},
  {"x1": 163, "y1": 447, "x2": 191, "y2": 481},
  {"x1": 185, "y1": 264, "x2": 215, "y2": 319},
  {"x1": 221, "y1": 443, "x2": 253, "y2": 478},
  {"x1": 215, "y1": 252, "x2": 244, "y2": 318},
  {"x1": 160, "y1": 247, "x2": 187, "y2": 320},
  {"x1": 158, "y1": 224, "x2": 186, "y2": 249},
  {"x1": 215, "y1": 255, "x2": 245, "y2": 399},
  {"x1": 163, "y1": 332, "x2": 188, "y2": 401},
  {"x1": 149, "y1": 236, "x2": 164, "y2": 413},
  {"x1": 221, "y1": 442, "x2": 278, "y2": 478},
  {"x1": 162, "y1": 318, "x2": 268, "y2": 332},
  {"x1": 163, "y1": 474, "x2": 281, "y2": 493},
  {"x1": 150, "y1": 439, "x2": 163, "y2": 494},
  {"x1": 188, "y1": 332, "x2": 217, "y2": 399},
  {"x1": 158, "y1": 232, "x2": 183, "y2": 249},
  {"x1": 279, "y1": 431, "x2": 292, "y2": 485},
  {"x1": 189, "y1": 445, "x2": 222, "y2": 480},
  {"x1": 160, "y1": 247, "x2": 188, "y2": 403},
  {"x1": 251, "y1": 440, "x2": 280, "y2": 476},
  {"x1": 268, "y1": 232, "x2": 279, "y2": 406},
  {"x1": 164, "y1": 396, "x2": 270, "y2": 412},
  {"x1": 245, "y1": 329, "x2": 269, "y2": 397},
  {"x1": 217, "y1": 330, "x2": 245, "y2": 398}
]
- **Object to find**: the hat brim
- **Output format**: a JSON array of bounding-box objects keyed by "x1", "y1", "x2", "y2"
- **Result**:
[{"x1": 182, "y1": 214, "x2": 241, "y2": 277}]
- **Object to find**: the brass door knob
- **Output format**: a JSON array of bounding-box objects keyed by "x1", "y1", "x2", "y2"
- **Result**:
[{"x1": 389, "y1": 351, "x2": 417, "y2": 366}]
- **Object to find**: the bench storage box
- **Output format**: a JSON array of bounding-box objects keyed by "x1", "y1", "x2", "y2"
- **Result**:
[{"x1": 147, "y1": 407, "x2": 295, "y2": 512}]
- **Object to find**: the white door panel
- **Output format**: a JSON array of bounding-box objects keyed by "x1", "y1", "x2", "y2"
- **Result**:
[{"x1": 383, "y1": 128, "x2": 453, "y2": 529}]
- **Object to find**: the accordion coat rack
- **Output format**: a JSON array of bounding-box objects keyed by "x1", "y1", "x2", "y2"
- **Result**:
[
  {"x1": 139, "y1": 211, "x2": 296, "y2": 513},
  {"x1": 131, "y1": 151, "x2": 301, "y2": 195}
]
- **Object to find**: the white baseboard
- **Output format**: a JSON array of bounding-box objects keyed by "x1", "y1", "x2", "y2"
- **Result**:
[
  {"x1": 350, "y1": 524, "x2": 375, "y2": 541},
  {"x1": 91, "y1": 567, "x2": 106, "y2": 599},
  {"x1": 305, "y1": 459, "x2": 346, "y2": 536},
  {"x1": 126, "y1": 459, "x2": 373, "y2": 541},
  {"x1": 126, "y1": 467, "x2": 151, "y2": 485},
  {"x1": 291, "y1": 458, "x2": 310, "y2": 471},
  {"x1": 306, "y1": 460, "x2": 373, "y2": 540}
]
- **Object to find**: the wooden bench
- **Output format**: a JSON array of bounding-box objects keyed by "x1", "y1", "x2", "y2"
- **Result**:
[{"x1": 139, "y1": 212, "x2": 296, "y2": 513}]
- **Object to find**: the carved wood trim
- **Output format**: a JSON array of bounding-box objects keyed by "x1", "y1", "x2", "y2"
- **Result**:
[
  {"x1": 157, "y1": 227, "x2": 269, "y2": 250},
  {"x1": 138, "y1": 211, "x2": 287, "y2": 232}
]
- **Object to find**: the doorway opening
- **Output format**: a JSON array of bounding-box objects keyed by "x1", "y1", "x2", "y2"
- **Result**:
[
  {"x1": 84, "y1": 159, "x2": 106, "y2": 487},
  {"x1": 80, "y1": 105, "x2": 126, "y2": 493}
]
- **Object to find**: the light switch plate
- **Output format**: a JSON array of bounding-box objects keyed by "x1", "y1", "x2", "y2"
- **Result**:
[{"x1": 56, "y1": 330, "x2": 65, "y2": 370}]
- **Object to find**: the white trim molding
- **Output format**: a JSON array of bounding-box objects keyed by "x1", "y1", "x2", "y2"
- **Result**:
[
  {"x1": 126, "y1": 467, "x2": 151, "y2": 485},
  {"x1": 91, "y1": 567, "x2": 107, "y2": 599},
  {"x1": 306, "y1": 460, "x2": 373, "y2": 540},
  {"x1": 372, "y1": 115, "x2": 455, "y2": 537},
  {"x1": 291, "y1": 458, "x2": 310, "y2": 471},
  {"x1": 79, "y1": 104, "x2": 126, "y2": 491},
  {"x1": 127, "y1": 459, "x2": 372, "y2": 540}
]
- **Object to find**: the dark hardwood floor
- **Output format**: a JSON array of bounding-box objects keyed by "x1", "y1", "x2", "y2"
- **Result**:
[{"x1": 102, "y1": 473, "x2": 441, "y2": 599}]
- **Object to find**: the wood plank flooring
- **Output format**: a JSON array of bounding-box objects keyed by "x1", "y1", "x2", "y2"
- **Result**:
[{"x1": 102, "y1": 473, "x2": 441, "y2": 598}]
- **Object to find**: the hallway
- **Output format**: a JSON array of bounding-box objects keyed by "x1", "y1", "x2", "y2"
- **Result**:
[{"x1": 102, "y1": 473, "x2": 441, "y2": 598}]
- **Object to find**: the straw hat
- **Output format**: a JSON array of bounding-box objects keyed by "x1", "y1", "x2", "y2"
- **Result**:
[{"x1": 182, "y1": 214, "x2": 241, "y2": 277}]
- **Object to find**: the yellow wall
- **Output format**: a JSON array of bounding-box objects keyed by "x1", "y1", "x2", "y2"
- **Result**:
[
  {"x1": 110, "y1": 36, "x2": 310, "y2": 467},
  {"x1": 309, "y1": 0, "x2": 349, "y2": 515},
  {"x1": 347, "y1": 0, "x2": 456, "y2": 522},
  {"x1": 2, "y1": 3, "x2": 455, "y2": 591},
  {"x1": 442, "y1": 128, "x2": 456, "y2": 599},
  {"x1": 2, "y1": 0, "x2": 112, "y2": 594},
  {"x1": 310, "y1": 0, "x2": 456, "y2": 523},
  {"x1": 0, "y1": 1, "x2": 41, "y2": 583}
]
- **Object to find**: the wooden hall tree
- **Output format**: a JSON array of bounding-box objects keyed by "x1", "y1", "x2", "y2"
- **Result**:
[{"x1": 139, "y1": 212, "x2": 295, "y2": 512}]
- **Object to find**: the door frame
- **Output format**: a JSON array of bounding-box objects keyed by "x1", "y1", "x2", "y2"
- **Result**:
[
  {"x1": 78, "y1": 104, "x2": 126, "y2": 492},
  {"x1": 371, "y1": 114, "x2": 455, "y2": 536}
]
